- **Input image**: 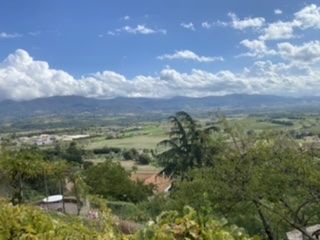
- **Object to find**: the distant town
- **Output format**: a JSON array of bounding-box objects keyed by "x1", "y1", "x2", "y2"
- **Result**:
[{"x1": 15, "y1": 134, "x2": 90, "y2": 146}]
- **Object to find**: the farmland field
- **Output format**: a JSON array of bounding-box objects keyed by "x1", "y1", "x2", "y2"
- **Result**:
[
  {"x1": 84, "y1": 125, "x2": 168, "y2": 150},
  {"x1": 85, "y1": 135, "x2": 166, "y2": 150}
]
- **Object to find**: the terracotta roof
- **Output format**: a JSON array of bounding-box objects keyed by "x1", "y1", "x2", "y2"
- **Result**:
[{"x1": 143, "y1": 173, "x2": 172, "y2": 193}]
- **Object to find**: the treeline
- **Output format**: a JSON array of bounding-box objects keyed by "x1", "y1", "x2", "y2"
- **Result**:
[
  {"x1": 257, "y1": 118, "x2": 294, "y2": 126},
  {"x1": 91, "y1": 147, "x2": 153, "y2": 165}
]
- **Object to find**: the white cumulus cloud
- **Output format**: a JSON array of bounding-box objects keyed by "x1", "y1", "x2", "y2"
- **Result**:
[
  {"x1": 259, "y1": 4, "x2": 320, "y2": 41},
  {"x1": 202, "y1": 13, "x2": 265, "y2": 31},
  {"x1": 201, "y1": 21, "x2": 228, "y2": 29},
  {"x1": 294, "y1": 4, "x2": 320, "y2": 29},
  {"x1": 274, "y1": 9, "x2": 283, "y2": 15},
  {"x1": 121, "y1": 25, "x2": 166, "y2": 35},
  {"x1": 277, "y1": 40, "x2": 320, "y2": 64},
  {"x1": 228, "y1": 12, "x2": 265, "y2": 30},
  {"x1": 1, "y1": 49, "x2": 320, "y2": 101},
  {"x1": 259, "y1": 21, "x2": 297, "y2": 41},
  {"x1": 239, "y1": 4, "x2": 320, "y2": 58},
  {"x1": 0, "y1": 32, "x2": 22, "y2": 39},
  {"x1": 157, "y1": 50, "x2": 224, "y2": 63},
  {"x1": 180, "y1": 22, "x2": 195, "y2": 31},
  {"x1": 240, "y1": 39, "x2": 276, "y2": 57}
]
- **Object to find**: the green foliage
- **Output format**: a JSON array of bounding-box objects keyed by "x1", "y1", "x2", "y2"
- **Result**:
[
  {"x1": 63, "y1": 141, "x2": 84, "y2": 164},
  {"x1": 84, "y1": 161, "x2": 153, "y2": 203},
  {"x1": 0, "y1": 199, "x2": 121, "y2": 240},
  {"x1": 93, "y1": 147, "x2": 122, "y2": 155},
  {"x1": 168, "y1": 132, "x2": 320, "y2": 239},
  {"x1": 123, "y1": 148, "x2": 140, "y2": 161},
  {"x1": 137, "y1": 194, "x2": 170, "y2": 220},
  {"x1": 0, "y1": 148, "x2": 46, "y2": 204},
  {"x1": 122, "y1": 148, "x2": 152, "y2": 165},
  {"x1": 134, "y1": 206, "x2": 258, "y2": 240},
  {"x1": 43, "y1": 142, "x2": 85, "y2": 165},
  {"x1": 70, "y1": 171, "x2": 90, "y2": 215},
  {"x1": 168, "y1": 173, "x2": 218, "y2": 213},
  {"x1": 0, "y1": 198, "x2": 259, "y2": 240},
  {"x1": 4, "y1": 112, "x2": 320, "y2": 240},
  {"x1": 108, "y1": 201, "x2": 148, "y2": 222},
  {"x1": 156, "y1": 111, "x2": 220, "y2": 178},
  {"x1": 269, "y1": 119, "x2": 294, "y2": 126},
  {"x1": 136, "y1": 153, "x2": 151, "y2": 165}
]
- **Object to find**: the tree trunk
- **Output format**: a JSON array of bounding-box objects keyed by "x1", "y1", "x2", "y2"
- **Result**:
[
  {"x1": 43, "y1": 174, "x2": 49, "y2": 210},
  {"x1": 76, "y1": 198, "x2": 81, "y2": 216},
  {"x1": 255, "y1": 199, "x2": 317, "y2": 240},
  {"x1": 253, "y1": 200, "x2": 275, "y2": 240},
  {"x1": 44, "y1": 174, "x2": 49, "y2": 198},
  {"x1": 60, "y1": 179, "x2": 65, "y2": 213},
  {"x1": 74, "y1": 183, "x2": 82, "y2": 215},
  {"x1": 13, "y1": 175, "x2": 24, "y2": 205}
]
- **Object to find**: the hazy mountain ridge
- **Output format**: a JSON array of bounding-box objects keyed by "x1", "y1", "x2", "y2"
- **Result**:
[{"x1": 0, "y1": 94, "x2": 318, "y2": 120}]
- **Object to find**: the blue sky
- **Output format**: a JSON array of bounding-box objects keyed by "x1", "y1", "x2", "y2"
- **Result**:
[{"x1": 1, "y1": 0, "x2": 320, "y2": 100}]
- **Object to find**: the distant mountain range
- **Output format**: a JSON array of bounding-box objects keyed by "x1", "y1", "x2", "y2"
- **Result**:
[{"x1": 0, "y1": 94, "x2": 319, "y2": 120}]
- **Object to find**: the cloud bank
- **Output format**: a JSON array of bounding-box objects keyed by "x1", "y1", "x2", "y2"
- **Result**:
[{"x1": 0, "y1": 49, "x2": 320, "y2": 101}]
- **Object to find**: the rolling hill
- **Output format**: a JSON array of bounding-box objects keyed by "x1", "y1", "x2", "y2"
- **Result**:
[{"x1": 0, "y1": 94, "x2": 318, "y2": 120}]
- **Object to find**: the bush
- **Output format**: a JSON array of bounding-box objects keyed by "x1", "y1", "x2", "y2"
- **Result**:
[
  {"x1": 137, "y1": 194, "x2": 170, "y2": 220},
  {"x1": 134, "y1": 206, "x2": 258, "y2": 240},
  {"x1": 136, "y1": 154, "x2": 151, "y2": 165},
  {"x1": 0, "y1": 199, "x2": 257, "y2": 240},
  {"x1": 0, "y1": 200, "x2": 120, "y2": 239},
  {"x1": 93, "y1": 147, "x2": 122, "y2": 155},
  {"x1": 123, "y1": 148, "x2": 139, "y2": 161},
  {"x1": 84, "y1": 161, "x2": 153, "y2": 203},
  {"x1": 108, "y1": 201, "x2": 147, "y2": 222},
  {"x1": 63, "y1": 142, "x2": 84, "y2": 164},
  {"x1": 83, "y1": 161, "x2": 94, "y2": 169}
]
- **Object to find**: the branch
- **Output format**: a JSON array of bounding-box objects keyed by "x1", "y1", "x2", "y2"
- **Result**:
[{"x1": 256, "y1": 199, "x2": 317, "y2": 240}]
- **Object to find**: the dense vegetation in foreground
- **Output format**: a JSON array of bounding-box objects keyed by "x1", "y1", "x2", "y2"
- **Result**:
[
  {"x1": 0, "y1": 200, "x2": 256, "y2": 239},
  {"x1": 2, "y1": 111, "x2": 320, "y2": 239}
]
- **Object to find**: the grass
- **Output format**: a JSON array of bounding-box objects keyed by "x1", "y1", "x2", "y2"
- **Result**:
[
  {"x1": 85, "y1": 124, "x2": 168, "y2": 150},
  {"x1": 86, "y1": 135, "x2": 166, "y2": 150},
  {"x1": 227, "y1": 116, "x2": 305, "y2": 132}
]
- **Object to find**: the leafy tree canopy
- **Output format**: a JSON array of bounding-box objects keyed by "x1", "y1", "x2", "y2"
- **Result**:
[{"x1": 84, "y1": 161, "x2": 153, "y2": 203}]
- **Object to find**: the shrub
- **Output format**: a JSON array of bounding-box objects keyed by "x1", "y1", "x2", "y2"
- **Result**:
[
  {"x1": 108, "y1": 201, "x2": 147, "y2": 222},
  {"x1": 84, "y1": 161, "x2": 153, "y2": 203},
  {"x1": 123, "y1": 148, "x2": 139, "y2": 161},
  {"x1": 136, "y1": 154, "x2": 151, "y2": 165},
  {"x1": 134, "y1": 206, "x2": 258, "y2": 240},
  {"x1": 0, "y1": 199, "x2": 257, "y2": 240},
  {"x1": 0, "y1": 199, "x2": 121, "y2": 239},
  {"x1": 93, "y1": 147, "x2": 122, "y2": 155}
]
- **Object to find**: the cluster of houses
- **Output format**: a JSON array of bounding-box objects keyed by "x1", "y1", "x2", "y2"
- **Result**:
[
  {"x1": 16, "y1": 134, "x2": 90, "y2": 146},
  {"x1": 18, "y1": 134, "x2": 58, "y2": 146}
]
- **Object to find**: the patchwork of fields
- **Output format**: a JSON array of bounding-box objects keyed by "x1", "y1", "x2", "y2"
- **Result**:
[{"x1": 3, "y1": 113, "x2": 320, "y2": 174}]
